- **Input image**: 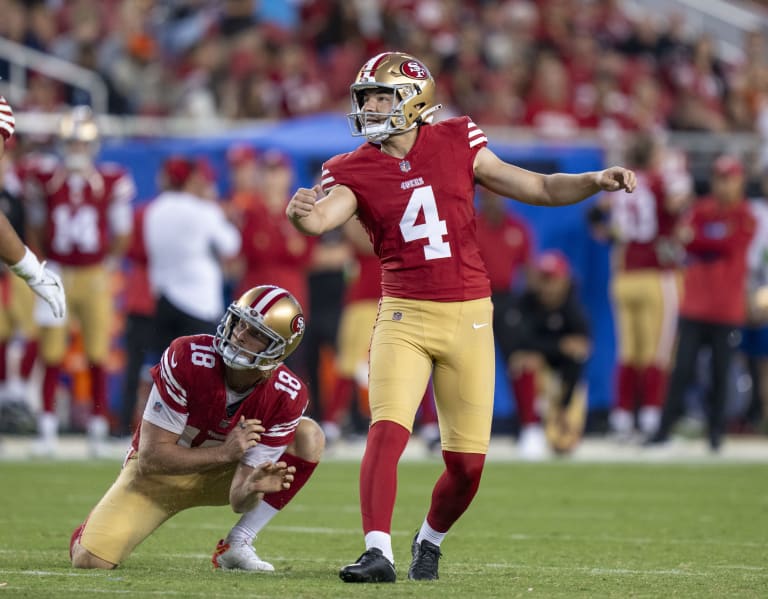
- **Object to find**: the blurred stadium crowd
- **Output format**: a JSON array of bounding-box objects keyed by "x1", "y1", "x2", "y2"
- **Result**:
[
  {"x1": 1, "y1": 0, "x2": 768, "y2": 460},
  {"x1": 2, "y1": 0, "x2": 768, "y2": 139}
]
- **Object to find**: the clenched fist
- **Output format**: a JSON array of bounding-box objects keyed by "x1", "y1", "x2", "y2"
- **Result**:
[
  {"x1": 286, "y1": 184, "x2": 322, "y2": 220},
  {"x1": 596, "y1": 166, "x2": 637, "y2": 193}
]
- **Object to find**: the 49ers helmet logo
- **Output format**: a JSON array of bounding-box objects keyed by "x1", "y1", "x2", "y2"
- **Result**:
[
  {"x1": 400, "y1": 60, "x2": 428, "y2": 79},
  {"x1": 291, "y1": 314, "x2": 305, "y2": 335}
]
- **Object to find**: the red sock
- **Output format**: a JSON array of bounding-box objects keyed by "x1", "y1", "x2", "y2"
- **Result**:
[
  {"x1": 512, "y1": 369, "x2": 538, "y2": 425},
  {"x1": 615, "y1": 363, "x2": 639, "y2": 412},
  {"x1": 90, "y1": 363, "x2": 107, "y2": 417},
  {"x1": 325, "y1": 376, "x2": 355, "y2": 424},
  {"x1": 642, "y1": 365, "x2": 668, "y2": 408},
  {"x1": 20, "y1": 340, "x2": 38, "y2": 379},
  {"x1": 263, "y1": 453, "x2": 318, "y2": 510},
  {"x1": 360, "y1": 420, "x2": 410, "y2": 534},
  {"x1": 427, "y1": 451, "x2": 486, "y2": 532},
  {"x1": 42, "y1": 365, "x2": 61, "y2": 413}
]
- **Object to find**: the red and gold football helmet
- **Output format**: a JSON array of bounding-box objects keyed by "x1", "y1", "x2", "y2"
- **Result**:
[
  {"x1": 214, "y1": 285, "x2": 305, "y2": 371},
  {"x1": 347, "y1": 52, "x2": 441, "y2": 142},
  {"x1": 58, "y1": 105, "x2": 100, "y2": 171}
]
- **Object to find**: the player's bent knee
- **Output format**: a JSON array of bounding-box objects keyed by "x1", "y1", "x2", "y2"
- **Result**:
[
  {"x1": 289, "y1": 418, "x2": 325, "y2": 462},
  {"x1": 70, "y1": 543, "x2": 117, "y2": 570}
]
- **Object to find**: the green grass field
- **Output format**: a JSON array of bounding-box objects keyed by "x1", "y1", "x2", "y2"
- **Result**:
[{"x1": 0, "y1": 458, "x2": 767, "y2": 598}]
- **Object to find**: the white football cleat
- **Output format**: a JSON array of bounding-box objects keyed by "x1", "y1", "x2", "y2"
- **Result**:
[{"x1": 212, "y1": 539, "x2": 275, "y2": 572}]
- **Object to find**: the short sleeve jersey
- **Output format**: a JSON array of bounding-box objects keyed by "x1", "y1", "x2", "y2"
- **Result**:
[
  {"x1": 610, "y1": 171, "x2": 682, "y2": 270},
  {"x1": 321, "y1": 117, "x2": 491, "y2": 301},
  {"x1": 134, "y1": 334, "x2": 307, "y2": 453},
  {"x1": 24, "y1": 161, "x2": 136, "y2": 266}
]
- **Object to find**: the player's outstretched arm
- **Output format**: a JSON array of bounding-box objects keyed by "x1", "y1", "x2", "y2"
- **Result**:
[
  {"x1": 474, "y1": 147, "x2": 636, "y2": 207},
  {"x1": 229, "y1": 461, "x2": 296, "y2": 513},
  {"x1": 286, "y1": 183, "x2": 357, "y2": 235}
]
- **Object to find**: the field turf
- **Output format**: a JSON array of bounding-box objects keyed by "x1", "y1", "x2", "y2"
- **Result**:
[{"x1": 0, "y1": 458, "x2": 766, "y2": 598}]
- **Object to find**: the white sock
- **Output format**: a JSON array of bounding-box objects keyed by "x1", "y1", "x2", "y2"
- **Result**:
[
  {"x1": 364, "y1": 530, "x2": 394, "y2": 564},
  {"x1": 609, "y1": 409, "x2": 633, "y2": 434},
  {"x1": 416, "y1": 518, "x2": 447, "y2": 547},
  {"x1": 38, "y1": 412, "x2": 58, "y2": 442},
  {"x1": 639, "y1": 406, "x2": 661, "y2": 436},
  {"x1": 226, "y1": 502, "x2": 279, "y2": 545}
]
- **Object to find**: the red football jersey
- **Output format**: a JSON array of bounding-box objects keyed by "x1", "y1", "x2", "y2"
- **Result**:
[
  {"x1": 321, "y1": 117, "x2": 491, "y2": 301},
  {"x1": 25, "y1": 160, "x2": 135, "y2": 266},
  {"x1": 132, "y1": 334, "x2": 308, "y2": 453},
  {"x1": 610, "y1": 171, "x2": 682, "y2": 270}
]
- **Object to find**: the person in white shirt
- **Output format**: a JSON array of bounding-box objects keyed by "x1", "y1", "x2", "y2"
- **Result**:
[{"x1": 144, "y1": 156, "x2": 241, "y2": 351}]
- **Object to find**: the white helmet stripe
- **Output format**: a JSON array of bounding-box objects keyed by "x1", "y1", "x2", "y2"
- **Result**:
[
  {"x1": 359, "y1": 52, "x2": 390, "y2": 80},
  {"x1": 251, "y1": 287, "x2": 289, "y2": 314}
]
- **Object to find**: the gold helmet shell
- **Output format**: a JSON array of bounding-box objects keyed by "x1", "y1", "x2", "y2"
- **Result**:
[
  {"x1": 347, "y1": 52, "x2": 441, "y2": 141},
  {"x1": 58, "y1": 105, "x2": 99, "y2": 143},
  {"x1": 214, "y1": 285, "x2": 305, "y2": 371}
]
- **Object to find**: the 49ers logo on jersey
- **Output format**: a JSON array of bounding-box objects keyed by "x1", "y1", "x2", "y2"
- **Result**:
[
  {"x1": 400, "y1": 60, "x2": 428, "y2": 79},
  {"x1": 291, "y1": 314, "x2": 305, "y2": 335}
]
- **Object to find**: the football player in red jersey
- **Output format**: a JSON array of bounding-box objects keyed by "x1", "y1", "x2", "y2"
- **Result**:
[
  {"x1": 70, "y1": 285, "x2": 324, "y2": 571},
  {"x1": 286, "y1": 51, "x2": 637, "y2": 583},
  {"x1": 0, "y1": 95, "x2": 65, "y2": 318},
  {"x1": 23, "y1": 106, "x2": 136, "y2": 457},
  {"x1": 591, "y1": 133, "x2": 691, "y2": 441}
]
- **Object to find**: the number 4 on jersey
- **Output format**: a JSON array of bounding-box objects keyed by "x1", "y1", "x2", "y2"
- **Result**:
[{"x1": 399, "y1": 185, "x2": 451, "y2": 260}]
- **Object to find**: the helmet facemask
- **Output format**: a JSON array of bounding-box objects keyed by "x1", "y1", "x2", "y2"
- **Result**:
[
  {"x1": 213, "y1": 285, "x2": 304, "y2": 372},
  {"x1": 214, "y1": 306, "x2": 285, "y2": 371}
]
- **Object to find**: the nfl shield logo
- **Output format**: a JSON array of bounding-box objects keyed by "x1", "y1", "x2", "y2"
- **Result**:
[
  {"x1": 392, "y1": 311, "x2": 403, "y2": 321},
  {"x1": 399, "y1": 160, "x2": 411, "y2": 173}
]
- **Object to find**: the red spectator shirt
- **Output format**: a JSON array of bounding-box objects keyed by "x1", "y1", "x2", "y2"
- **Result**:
[
  {"x1": 132, "y1": 334, "x2": 307, "y2": 454},
  {"x1": 321, "y1": 116, "x2": 491, "y2": 301},
  {"x1": 611, "y1": 171, "x2": 683, "y2": 270},
  {"x1": 123, "y1": 205, "x2": 155, "y2": 316},
  {"x1": 25, "y1": 159, "x2": 135, "y2": 266},
  {"x1": 236, "y1": 201, "x2": 315, "y2": 310},
  {"x1": 680, "y1": 197, "x2": 755, "y2": 325},
  {"x1": 475, "y1": 211, "x2": 532, "y2": 293},
  {"x1": 345, "y1": 251, "x2": 381, "y2": 304}
]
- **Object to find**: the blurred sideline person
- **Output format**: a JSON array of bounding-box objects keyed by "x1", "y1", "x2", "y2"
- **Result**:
[
  {"x1": 116, "y1": 202, "x2": 156, "y2": 437},
  {"x1": 286, "y1": 51, "x2": 636, "y2": 583},
  {"x1": 145, "y1": 156, "x2": 241, "y2": 352},
  {"x1": 230, "y1": 147, "x2": 314, "y2": 311},
  {"x1": 24, "y1": 106, "x2": 134, "y2": 457},
  {"x1": 648, "y1": 156, "x2": 756, "y2": 451},
  {"x1": 589, "y1": 133, "x2": 691, "y2": 440},
  {"x1": 474, "y1": 188, "x2": 535, "y2": 450},
  {"x1": 0, "y1": 96, "x2": 65, "y2": 319},
  {"x1": 0, "y1": 133, "x2": 40, "y2": 410},
  {"x1": 70, "y1": 285, "x2": 324, "y2": 572},
  {"x1": 495, "y1": 251, "x2": 592, "y2": 458},
  {"x1": 738, "y1": 168, "x2": 768, "y2": 431}
]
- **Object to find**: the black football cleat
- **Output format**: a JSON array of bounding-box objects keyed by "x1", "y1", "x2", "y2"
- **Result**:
[
  {"x1": 339, "y1": 548, "x2": 396, "y2": 583},
  {"x1": 408, "y1": 534, "x2": 442, "y2": 581}
]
